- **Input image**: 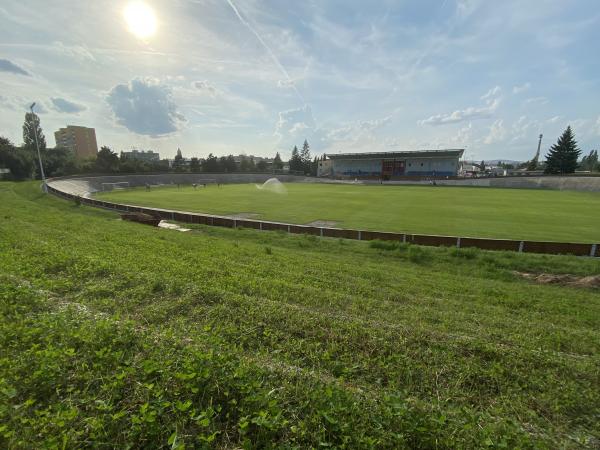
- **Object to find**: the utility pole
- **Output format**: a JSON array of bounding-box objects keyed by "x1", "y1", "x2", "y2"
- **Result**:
[
  {"x1": 535, "y1": 134, "x2": 543, "y2": 162},
  {"x1": 527, "y1": 134, "x2": 543, "y2": 171},
  {"x1": 30, "y1": 103, "x2": 47, "y2": 193}
]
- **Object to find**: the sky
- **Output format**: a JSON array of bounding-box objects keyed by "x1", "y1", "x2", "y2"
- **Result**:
[{"x1": 1, "y1": 0, "x2": 599, "y2": 161}]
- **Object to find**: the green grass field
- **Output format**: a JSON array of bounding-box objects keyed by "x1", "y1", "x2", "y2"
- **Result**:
[
  {"x1": 2, "y1": 181, "x2": 600, "y2": 448},
  {"x1": 96, "y1": 183, "x2": 600, "y2": 242}
]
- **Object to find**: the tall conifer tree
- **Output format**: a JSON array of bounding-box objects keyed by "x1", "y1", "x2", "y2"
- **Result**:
[{"x1": 544, "y1": 126, "x2": 580, "y2": 174}]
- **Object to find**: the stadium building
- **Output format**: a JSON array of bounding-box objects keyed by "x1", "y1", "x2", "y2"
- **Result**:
[{"x1": 321, "y1": 149, "x2": 464, "y2": 179}]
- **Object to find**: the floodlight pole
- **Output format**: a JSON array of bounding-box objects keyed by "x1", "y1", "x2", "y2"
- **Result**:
[{"x1": 30, "y1": 103, "x2": 47, "y2": 193}]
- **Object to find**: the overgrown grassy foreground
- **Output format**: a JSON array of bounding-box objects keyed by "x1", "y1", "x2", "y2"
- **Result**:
[
  {"x1": 2, "y1": 182, "x2": 600, "y2": 448},
  {"x1": 96, "y1": 183, "x2": 600, "y2": 242}
]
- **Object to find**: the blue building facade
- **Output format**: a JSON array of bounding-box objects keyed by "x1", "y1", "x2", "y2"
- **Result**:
[{"x1": 325, "y1": 149, "x2": 464, "y2": 179}]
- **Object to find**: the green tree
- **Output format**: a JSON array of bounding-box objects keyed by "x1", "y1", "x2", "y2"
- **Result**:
[
  {"x1": 95, "y1": 146, "x2": 119, "y2": 173},
  {"x1": 239, "y1": 155, "x2": 255, "y2": 172},
  {"x1": 217, "y1": 156, "x2": 227, "y2": 172},
  {"x1": 43, "y1": 147, "x2": 77, "y2": 177},
  {"x1": 256, "y1": 160, "x2": 268, "y2": 172},
  {"x1": 544, "y1": 126, "x2": 581, "y2": 174},
  {"x1": 580, "y1": 149, "x2": 598, "y2": 172},
  {"x1": 289, "y1": 146, "x2": 302, "y2": 173},
  {"x1": 273, "y1": 152, "x2": 283, "y2": 170},
  {"x1": 202, "y1": 153, "x2": 219, "y2": 172},
  {"x1": 173, "y1": 148, "x2": 186, "y2": 172},
  {"x1": 526, "y1": 158, "x2": 538, "y2": 171},
  {"x1": 0, "y1": 136, "x2": 35, "y2": 179},
  {"x1": 300, "y1": 140, "x2": 311, "y2": 174},
  {"x1": 22, "y1": 112, "x2": 46, "y2": 150},
  {"x1": 224, "y1": 155, "x2": 237, "y2": 172},
  {"x1": 190, "y1": 157, "x2": 201, "y2": 172}
]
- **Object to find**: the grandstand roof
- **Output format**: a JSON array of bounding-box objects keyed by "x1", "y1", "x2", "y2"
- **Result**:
[{"x1": 326, "y1": 149, "x2": 464, "y2": 160}]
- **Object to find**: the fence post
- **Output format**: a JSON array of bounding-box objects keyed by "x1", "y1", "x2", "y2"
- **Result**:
[
  {"x1": 518, "y1": 241, "x2": 525, "y2": 253},
  {"x1": 233, "y1": 219, "x2": 237, "y2": 229},
  {"x1": 591, "y1": 244, "x2": 597, "y2": 257},
  {"x1": 320, "y1": 228, "x2": 323, "y2": 238},
  {"x1": 456, "y1": 237, "x2": 461, "y2": 248},
  {"x1": 287, "y1": 225, "x2": 291, "y2": 233},
  {"x1": 259, "y1": 222, "x2": 262, "y2": 231},
  {"x1": 358, "y1": 230, "x2": 362, "y2": 241}
]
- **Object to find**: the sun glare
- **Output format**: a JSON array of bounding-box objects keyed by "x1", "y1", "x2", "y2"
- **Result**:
[{"x1": 123, "y1": 1, "x2": 157, "y2": 39}]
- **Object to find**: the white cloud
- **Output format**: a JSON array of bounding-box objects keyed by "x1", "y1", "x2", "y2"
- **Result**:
[
  {"x1": 456, "y1": 0, "x2": 482, "y2": 18},
  {"x1": 106, "y1": 78, "x2": 185, "y2": 136},
  {"x1": 51, "y1": 97, "x2": 86, "y2": 114},
  {"x1": 274, "y1": 105, "x2": 395, "y2": 155},
  {"x1": 328, "y1": 116, "x2": 392, "y2": 141},
  {"x1": 420, "y1": 87, "x2": 502, "y2": 126},
  {"x1": 547, "y1": 115, "x2": 562, "y2": 123},
  {"x1": 52, "y1": 41, "x2": 96, "y2": 62},
  {"x1": 512, "y1": 82, "x2": 531, "y2": 94},
  {"x1": 419, "y1": 98, "x2": 500, "y2": 126},
  {"x1": 275, "y1": 105, "x2": 316, "y2": 140},
  {"x1": 481, "y1": 86, "x2": 501, "y2": 100},
  {"x1": 277, "y1": 79, "x2": 296, "y2": 88},
  {"x1": 524, "y1": 97, "x2": 549, "y2": 105},
  {"x1": 0, "y1": 58, "x2": 30, "y2": 76},
  {"x1": 224, "y1": 0, "x2": 304, "y2": 103},
  {"x1": 509, "y1": 116, "x2": 541, "y2": 143},
  {"x1": 450, "y1": 122, "x2": 474, "y2": 145},
  {"x1": 484, "y1": 119, "x2": 507, "y2": 144},
  {"x1": 193, "y1": 80, "x2": 217, "y2": 97},
  {"x1": 0, "y1": 95, "x2": 47, "y2": 114}
]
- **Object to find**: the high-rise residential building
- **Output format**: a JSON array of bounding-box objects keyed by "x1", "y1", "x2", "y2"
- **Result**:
[{"x1": 54, "y1": 126, "x2": 98, "y2": 159}]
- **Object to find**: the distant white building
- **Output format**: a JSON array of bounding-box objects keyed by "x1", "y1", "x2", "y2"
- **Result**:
[{"x1": 121, "y1": 149, "x2": 160, "y2": 162}]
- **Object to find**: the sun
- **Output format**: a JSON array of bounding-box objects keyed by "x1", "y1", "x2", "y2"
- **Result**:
[{"x1": 123, "y1": 1, "x2": 157, "y2": 39}]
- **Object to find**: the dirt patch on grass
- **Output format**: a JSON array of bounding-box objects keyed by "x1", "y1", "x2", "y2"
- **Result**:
[
  {"x1": 517, "y1": 272, "x2": 600, "y2": 289},
  {"x1": 306, "y1": 220, "x2": 338, "y2": 228}
]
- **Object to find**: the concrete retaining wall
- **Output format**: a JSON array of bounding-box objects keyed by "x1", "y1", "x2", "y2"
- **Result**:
[
  {"x1": 48, "y1": 173, "x2": 600, "y2": 196},
  {"x1": 48, "y1": 173, "x2": 325, "y2": 197},
  {"x1": 47, "y1": 182, "x2": 599, "y2": 258},
  {"x1": 380, "y1": 176, "x2": 600, "y2": 191}
]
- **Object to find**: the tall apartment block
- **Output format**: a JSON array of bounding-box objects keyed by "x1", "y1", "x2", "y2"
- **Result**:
[{"x1": 54, "y1": 126, "x2": 98, "y2": 159}]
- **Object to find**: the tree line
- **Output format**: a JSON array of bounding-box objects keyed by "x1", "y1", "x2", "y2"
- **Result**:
[
  {"x1": 0, "y1": 112, "x2": 321, "y2": 180},
  {"x1": 524, "y1": 126, "x2": 599, "y2": 174},
  {"x1": 5, "y1": 112, "x2": 595, "y2": 181},
  {"x1": 288, "y1": 139, "x2": 322, "y2": 176}
]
